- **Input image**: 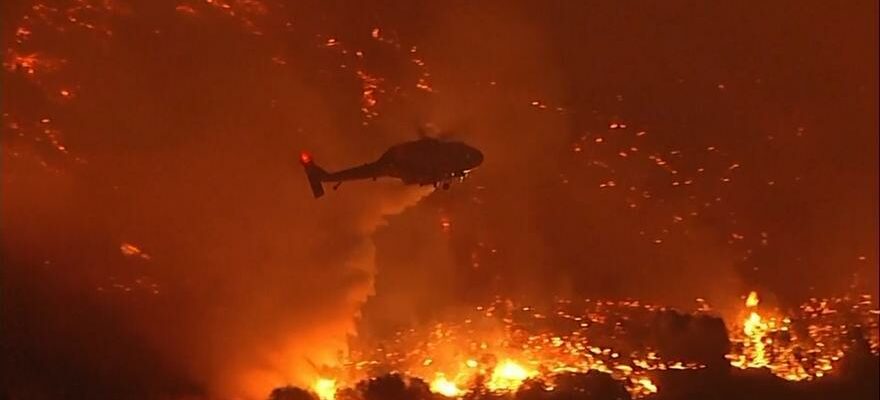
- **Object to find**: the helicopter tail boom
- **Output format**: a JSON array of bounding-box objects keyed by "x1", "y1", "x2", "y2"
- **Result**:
[{"x1": 300, "y1": 151, "x2": 327, "y2": 198}]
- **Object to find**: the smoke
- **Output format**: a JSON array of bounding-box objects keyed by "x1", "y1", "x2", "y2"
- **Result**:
[
  {"x1": 357, "y1": 0, "x2": 878, "y2": 335},
  {"x1": 2, "y1": 1, "x2": 434, "y2": 398},
  {"x1": 1, "y1": 1, "x2": 877, "y2": 399}
]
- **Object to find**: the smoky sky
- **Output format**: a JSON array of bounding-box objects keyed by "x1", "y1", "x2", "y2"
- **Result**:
[{"x1": 2, "y1": 1, "x2": 877, "y2": 399}]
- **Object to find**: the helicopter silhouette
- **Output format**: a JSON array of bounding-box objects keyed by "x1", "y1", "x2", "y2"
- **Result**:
[{"x1": 300, "y1": 127, "x2": 483, "y2": 198}]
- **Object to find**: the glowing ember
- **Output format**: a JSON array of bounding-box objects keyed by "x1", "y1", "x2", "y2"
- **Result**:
[
  {"x1": 119, "y1": 242, "x2": 151, "y2": 260},
  {"x1": 179, "y1": 0, "x2": 268, "y2": 34},
  {"x1": 355, "y1": 70, "x2": 382, "y2": 121},
  {"x1": 440, "y1": 217, "x2": 451, "y2": 232}
]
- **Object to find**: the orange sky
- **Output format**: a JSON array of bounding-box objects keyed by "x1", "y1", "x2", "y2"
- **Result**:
[{"x1": 2, "y1": 1, "x2": 877, "y2": 398}]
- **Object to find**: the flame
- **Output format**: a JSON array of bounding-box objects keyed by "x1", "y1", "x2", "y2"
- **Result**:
[
  {"x1": 742, "y1": 310, "x2": 769, "y2": 368},
  {"x1": 430, "y1": 374, "x2": 462, "y2": 397},
  {"x1": 309, "y1": 295, "x2": 876, "y2": 398},
  {"x1": 746, "y1": 290, "x2": 760, "y2": 307},
  {"x1": 312, "y1": 378, "x2": 336, "y2": 400},
  {"x1": 636, "y1": 377, "x2": 657, "y2": 394},
  {"x1": 487, "y1": 359, "x2": 535, "y2": 391},
  {"x1": 731, "y1": 290, "x2": 770, "y2": 368},
  {"x1": 724, "y1": 291, "x2": 880, "y2": 381}
]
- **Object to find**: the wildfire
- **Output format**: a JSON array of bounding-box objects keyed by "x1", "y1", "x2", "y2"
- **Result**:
[
  {"x1": 727, "y1": 291, "x2": 878, "y2": 382},
  {"x1": 430, "y1": 374, "x2": 462, "y2": 397},
  {"x1": 305, "y1": 294, "x2": 877, "y2": 399},
  {"x1": 731, "y1": 291, "x2": 770, "y2": 368},
  {"x1": 336, "y1": 298, "x2": 708, "y2": 398},
  {"x1": 486, "y1": 360, "x2": 535, "y2": 391},
  {"x1": 637, "y1": 377, "x2": 658, "y2": 394},
  {"x1": 746, "y1": 290, "x2": 760, "y2": 307},
  {"x1": 312, "y1": 378, "x2": 336, "y2": 400}
]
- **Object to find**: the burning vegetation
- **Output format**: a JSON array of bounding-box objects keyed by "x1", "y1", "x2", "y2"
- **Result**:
[
  {"x1": 277, "y1": 292, "x2": 879, "y2": 400},
  {"x1": 2, "y1": 1, "x2": 876, "y2": 400},
  {"x1": 727, "y1": 291, "x2": 879, "y2": 380}
]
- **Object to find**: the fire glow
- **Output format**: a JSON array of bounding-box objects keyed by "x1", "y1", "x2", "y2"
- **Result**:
[
  {"x1": 724, "y1": 291, "x2": 879, "y2": 381},
  {"x1": 729, "y1": 291, "x2": 770, "y2": 369},
  {"x1": 312, "y1": 378, "x2": 337, "y2": 400},
  {"x1": 306, "y1": 293, "x2": 878, "y2": 399},
  {"x1": 3, "y1": 2, "x2": 875, "y2": 400}
]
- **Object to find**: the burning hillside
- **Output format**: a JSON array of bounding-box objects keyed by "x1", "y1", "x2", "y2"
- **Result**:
[
  {"x1": 726, "y1": 292, "x2": 879, "y2": 380},
  {"x1": 2, "y1": 1, "x2": 876, "y2": 400},
  {"x1": 277, "y1": 292, "x2": 878, "y2": 400}
]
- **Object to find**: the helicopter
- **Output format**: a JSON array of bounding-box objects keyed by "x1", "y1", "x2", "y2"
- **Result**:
[{"x1": 300, "y1": 128, "x2": 483, "y2": 198}]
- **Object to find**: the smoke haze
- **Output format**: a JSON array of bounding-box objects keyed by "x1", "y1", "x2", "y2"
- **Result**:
[{"x1": 2, "y1": 1, "x2": 877, "y2": 399}]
